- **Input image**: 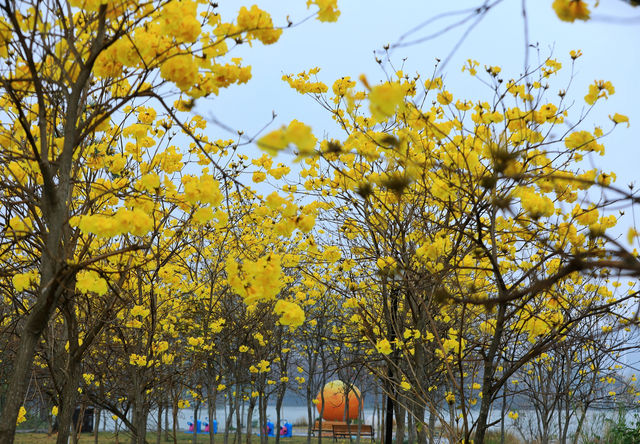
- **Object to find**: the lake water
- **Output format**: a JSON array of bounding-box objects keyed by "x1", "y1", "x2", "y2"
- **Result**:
[
  {"x1": 101, "y1": 405, "x2": 378, "y2": 432},
  {"x1": 98, "y1": 403, "x2": 639, "y2": 441}
]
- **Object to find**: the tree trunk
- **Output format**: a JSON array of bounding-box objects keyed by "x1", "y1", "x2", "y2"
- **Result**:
[
  {"x1": 208, "y1": 389, "x2": 217, "y2": 444},
  {"x1": 173, "y1": 400, "x2": 179, "y2": 444},
  {"x1": 259, "y1": 393, "x2": 267, "y2": 444},
  {"x1": 376, "y1": 388, "x2": 381, "y2": 443},
  {"x1": 131, "y1": 387, "x2": 149, "y2": 444},
  {"x1": 384, "y1": 391, "x2": 394, "y2": 444},
  {"x1": 95, "y1": 408, "x2": 101, "y2": 444},
  {"x1": 275, "y1": 384, "x2": 285, "y2": 444},
  {"x1": 395, "y1": 402, "x2": 405, "y2": 444},
  {"x1": 157, "y1": 403, "x2": 163, "y2": 444},
  {"x1": 474, "y1": 397, "x2": 492, "y2": 444},
  {"x1": 224, "y1": 392, "x2": 235, "y2": 444},
  {"x1": 0, "y1": 298, "x2": 58, "y2": 442},
  {"x1": 165, "y1": 399, "x2": 170, "y2": 442},
  {"x1": 571, "y1": 405, "x2": 589, "y2": 444},
  {"x1": 72, "y1": 403, "x2": 86, "y2": 444},
  {"x1": 56, "y1": 360, "x2": 82, "y2": 444},
  {"x1": 246, "y1": 398, "x2": 256, "y2": 444},
  {"x1": 306, "y1": 389, "x2": 313, "y2": 444},
  {"x1": 193, "y1": 399, "x2": 200, "y2": 444},
  {"x1": 318, "y1": 371, "x2": 327, "y2": 444},
  {"x1": 235, "y1": 392, "x2": 242, "y2": 444},
  {"x1": 426, "y1": 404, "x2": 434, "y2": 444},
  {"x1": 500, "y1": 392, "x2": 506, "y2": 444}
]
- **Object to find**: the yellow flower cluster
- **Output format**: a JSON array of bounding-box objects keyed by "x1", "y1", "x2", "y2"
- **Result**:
[
  {"x1": 441, "y1": 336, "x2": 465, "y2": 356},
  {"x1": 375, "y1": 338, "x2": 392, "y2": 355},
  {"x1": 209, "y1": 62, "x2": 252, "y2": 91},
  {"x1": 282, "y1": 69, "x2": 328, "y2": 95},
  {"x1": 8, "y1": 216, "x2": 32, "y2": 237},
  {"x1": 517, "y1": 311, "x2": 564, "y2": 343},
  {"x1": 153, "y1": 341, "x2": 169, "y2": 354},
  {"x1": 226, "y1": 254, "x2": 284, "y2": 305},
  {"x1": 12, "y1": 270, "x2": 38, "y2": 292},
  {"x1": 129, "y1": 353, "x2": 147, "y2": 367},
  {"x1": 178, "y1": 400, "x2": 190, "y2": 409},
  {"x1": 237, "y1": 5, "x2": 282, "y2": 45},
  {"x1": 564, "y1": 130, "x2": 604, "y2": 155},
  {"x1": 160, "y1": 54, "x2": 199, "y2": 92},
  {"x1": 610, "y1": 113, "x2": 630, "y2": 127},
  {"x1": 516, "y1": 187, "x2": 555, "y2": 219},
  {"x1": 552, "y1": 0, "x2": 590, "y2": 22},
  {"x1": 181, "y1": 174, "x2": 223, "y2": 206},
  {"x1": 83, "y1": 373, "x2": 95, "y2": 385},
  {"x1": 479, "y1": 319, "x2": 496, "y2": 335},
  {"x1": 0, "y1": 18, "x2": 10, "y2": 59},
  {"x1": 368, "y1": 81, "x2": 405, "y2": 122},
  {"x1": 74, "y1": 208, "x2": 154, "y2": 238},
  {"x1": 376, "y1": 256, "x2": 396, "y2": 272},
  {"x1": 254, "y1": 332, "x2": 266, "y2": 346},
  {"x1": 16, "y1": 406, "x2": 26, "y2": 425},
  {"x1": 257, "y1": 359, "x2": 271, "y2": 372},
  {"x1": 257, "y1": 120, "x2": 317, "y2": 156},
  {"x1": 188, "y1": 337, "x2": 204, "y2": 347},
  {"x1": 130, "y1": 305, "x2": 150, "y2": 318},
  {"x1": 160, "y1": 0, "x2": 201, "y2": 43},
  {"x1": 273, "y1": 299, "x2": 305, "y2": 328},
  {"x1": 76, "y1": 270, "x2": 108, "y2": 296},
  {"x1": 332, "y1": 76, "x2": 356, "y2": 97},
  {"x1": 584, "y1": 80, "x2": 615, "y2": 105},
  {"x1": 137, "y1": 173, "x2": 161, "y2": 193},
  {"x1": 415, "y1": 235, "x2": 450, "y2": 263},
  {"x1": 307, "y1": 0, "x2": 341, "y2": 22},
  {"x1": 322, "y1": 246, "x2": 342, "y2": 263}
]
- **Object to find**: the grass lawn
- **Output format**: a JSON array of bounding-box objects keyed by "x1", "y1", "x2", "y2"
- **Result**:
[
  {"x1": 14, "y1": 430, "x2": 524, "y2": 444},
  {"x1": 14, "y1": 433, "x2": 356, "y2": 444}
]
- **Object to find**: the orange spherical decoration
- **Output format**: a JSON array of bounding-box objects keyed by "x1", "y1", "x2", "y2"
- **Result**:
[{"x1": 315, "y1": 380, "x2": 361, "y2": 421}]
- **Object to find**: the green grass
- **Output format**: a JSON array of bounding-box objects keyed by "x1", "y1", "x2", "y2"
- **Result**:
[
  {"x1": 484, "y1": 430, "x2": 523, "y2": 444},
  {"x1": 15, "y1": 429, "x2": 524, "y2": 444},
  {"x1": 14, "y1": 432, "x2": 368, "y2": 444}
]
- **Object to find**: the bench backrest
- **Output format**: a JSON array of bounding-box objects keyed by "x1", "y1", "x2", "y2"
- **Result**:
[{"x1": 332, "y1": 424, "x2": 373, "y2": 435}]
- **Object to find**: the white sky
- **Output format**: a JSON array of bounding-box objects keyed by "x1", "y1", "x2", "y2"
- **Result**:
[{"x1": 198, "y1": 0, "x2": 639, "y2": 227}]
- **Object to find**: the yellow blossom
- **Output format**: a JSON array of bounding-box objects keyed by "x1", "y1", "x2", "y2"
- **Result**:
[
  {"x1": 16, "y1": 406, "x2": 26, "y2": 425},
  {"x1": 368, "y1": 81, "x2": 404, "y2": 122},
  {"x1": 376, "y1": 338, "x2": 392, "y2": 355},
  {"x1": 552, "y1": 0, "x2": 590, "y2": 22},
  {"x1": 273, "y1": 300, "x2": 305, "y2": 328},
  {"x1": 610, "y1": 113, "x2": 630, "y2": 127},
  {"x1": 307, "y1": 0, "x2": 340, "y2": 22}
]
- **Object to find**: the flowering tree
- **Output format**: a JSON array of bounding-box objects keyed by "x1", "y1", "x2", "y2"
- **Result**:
[
  {"x1": 0, "y1": 0, "x2": 339, "y2": 441},
  {"x1": 261, "y1": 47, "x2": 637, "y2": 442}
]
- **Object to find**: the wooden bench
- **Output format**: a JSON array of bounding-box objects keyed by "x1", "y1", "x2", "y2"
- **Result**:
[
  {"x1": 312, "y1": 420, "x2": 344, "y2": 436},
  {"x1": 331, "y1": 424, "x2": 374, "y2": 442}
]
